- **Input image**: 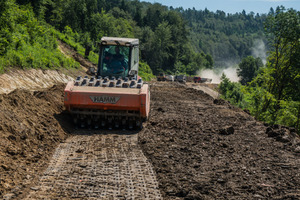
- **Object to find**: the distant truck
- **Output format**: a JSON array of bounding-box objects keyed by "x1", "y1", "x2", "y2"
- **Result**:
[
  {"x1": 186, "y1": 76, "x2": 193, "y2": 82},
  {"x1": 193, "y1": 76, "x2": 212, "y2": 83},
  {"x1": 194, "y1": 76, "x2": 201, "y2": 83},
  {"x1": 175, "y1": 75, "x2": 186, "y2": 83},
  {"x1": 201, "y1": 78, "x2": 212, "y2": 83},
  {"x1": 165, "y1": 75, "x2": 174, "y2": 82},
  {"x1": 157, "y1": 73, "x2": 166, "y2": 81}
]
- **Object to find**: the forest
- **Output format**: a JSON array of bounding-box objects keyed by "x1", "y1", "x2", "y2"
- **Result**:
[
  {"x1": 219, "y1": 7, "x2": 300, "y2": 132},
  {"x1": 1, "y1": 0, "x2": 215, "y2": 77},
  {"x1": 178, "y1": 7, "x2": 267, "y2": 67},
  {"x1": 0, "y1": 0, "x2": 299, "y2": 131},
  {"x1": 1, "y1": 0, "x2": 269, "y2": 75}
]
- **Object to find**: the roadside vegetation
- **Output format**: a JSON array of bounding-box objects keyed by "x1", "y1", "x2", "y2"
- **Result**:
[
  {"x1": 219, "y1": 7, "x2": 300, "y2": 132},
  {"x1": 1, "y1": 0, "x2": 217, "y2": 78},
  {"x1": 0, "y1": 0, "x2": 79, "y2": 72},
  {"x1": 1, "y1": 0, "x2": 271, "y2": 77}
]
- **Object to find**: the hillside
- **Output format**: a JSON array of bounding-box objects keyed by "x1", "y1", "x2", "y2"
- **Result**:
[
  {"x1": 178, "y1": 8, "x2": 267, "y2": 67},
  {"x1": 1, "y1": 0, "x2": 272, "y2": 75},
  {"x1": 5, "y1": 0, "x2": 212, "y2": 76}
]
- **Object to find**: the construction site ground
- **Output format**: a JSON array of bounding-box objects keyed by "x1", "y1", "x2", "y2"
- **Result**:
[
  {"x1": 1, "y1": 41, "x2": 300, "y2": 199},
  {"x1": 0, "y1": 74, "x2": 299, "y2": 199}
]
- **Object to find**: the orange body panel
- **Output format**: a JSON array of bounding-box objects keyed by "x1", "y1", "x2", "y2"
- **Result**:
[{"x1": 64, "y1": 81, "x2": 150, "y2": 119}]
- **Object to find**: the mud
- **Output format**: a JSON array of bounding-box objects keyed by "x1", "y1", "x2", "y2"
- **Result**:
[{"x1": 139, "y1": 82, "x2": 300, "y2": 200}]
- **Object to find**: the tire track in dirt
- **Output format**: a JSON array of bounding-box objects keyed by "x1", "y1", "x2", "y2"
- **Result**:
[{"x1": 25, "y1": 131, "x2": 162, "y2": 199}]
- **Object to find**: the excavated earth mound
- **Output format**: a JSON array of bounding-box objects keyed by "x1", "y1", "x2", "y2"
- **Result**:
[
  {"x1": 0, "y1": 84, "x2": 74, "y2": 198},
  {"x1": 139, "y1": 82, "x2": 300, "y2": 200}
]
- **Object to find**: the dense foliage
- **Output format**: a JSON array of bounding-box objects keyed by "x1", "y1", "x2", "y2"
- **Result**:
[
  {"x1": 138, "y1": 61, "x2": 155, "y2": 81},
  {"x1": 13, "y1": 0, "x2": 215, "y2": 75},
  {"x1": 219, "y1": 7, "x2": 300, "y2": 132},
  {"x1": 237, "y1": 56, "x2": 264, "y2": 85},
  {"x1": 178, "y1": 7, "x2": 267, "y2": 68},
  {"x1": 0, "y1": 0, "x2": 79, "y2": 72},
  {"x1": 2, "y1": 0, "x2": 273, "y2": 78}
]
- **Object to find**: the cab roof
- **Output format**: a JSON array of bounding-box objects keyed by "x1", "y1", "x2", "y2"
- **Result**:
[{"x1": 101, "y1": 37, "x2": 139, "y2": 46}]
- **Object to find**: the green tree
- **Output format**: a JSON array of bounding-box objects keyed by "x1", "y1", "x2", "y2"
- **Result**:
[
  {"x1": 145, "y1": 22, "x2": 172, "y2": 73},
  {"x1": 0, "y1": 0, "x2": 79, "y2": 71},
  {"x1": 143, "y1": 3, "x2": 167, "y2": 30},
  {"x1": 89, "y1": 11, "x2": 133, "y2": 42},
  {"x1": 264, "y1": 7, "x2": 300, "y2": 101},
  {"x1": 237, "y1": 56, "x2": 263, "y2": 85}
]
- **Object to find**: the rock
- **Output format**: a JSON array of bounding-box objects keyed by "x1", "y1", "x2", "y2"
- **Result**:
[
  {"x1": 219, "y1": 126, "x2": 234, "y2": 135},
  {"x1": 79, "y1": 163, "x2": 87, "y2": 168},
  {"x1": 266, "y1": 127, "x2": 281, "y2": 138},
  {"x1": 253, "y1": 194, "x2": 264, "y2": 198},
  {"x1": 1, "y1": 164, "x2": 9, "y2": 171},
  {"x1": 6, "y1": 147, "x2": 19, "y2": 155},
  {"x1": 157, "y1": 107, "x2": 165, "y2": 112},
  {"x1": 289, "y1": 128, "x2": 297, "y2": 133},
  {"x1": 7, "y1": 135, "x2": 16, "y2": 141},
  {"x1": 30, "y1": 187, "x2": 40, "y2": 191},
  {"x1": 175, "y1": 189, "x2": 189, "y2": 197},
  {"x1": 294, "y1": 146, "x2": 300, "y2": 153},
  {"x1": 3, "y1": 193, "x2": 15, "y2": 200},
  {"x1": 217, "y1": 178, "x2": 226, "y2": 184},
  {"x1": 276, "y1": 134, "x2": 290, "y2": 143},
  {"x1": 147, "y1": 150, "x2": 154, "y2": 155},
  {"x1": 221, "y1": 143, "x2": 228, "y2": 148},
  {"x1": 213, "y1": 99, "x2": 228, "y2": 105},
  {"x1": 75, "y1": 148, "x2": 84, "y2": 153}
]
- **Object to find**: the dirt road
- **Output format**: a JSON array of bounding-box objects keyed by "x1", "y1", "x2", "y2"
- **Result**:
[
  {"x1": 1, "y1": 83, "x2": 161, "y2": 200},
  {"x1": 25, "y1": 132, "x2": 161, "y2": 199},
  {"x1": 186, "y1": 82, "x2": 219, "y2": 99},
  {"x1": 1, "y1": 80, "x2": 300, "y2": 199}
]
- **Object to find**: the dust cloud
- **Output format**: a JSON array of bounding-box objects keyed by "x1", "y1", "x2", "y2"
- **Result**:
[
  {"x1": 251, "y1": 39, "x2": 267, "y2": 64},
  {"x1": 198, "y1": 66, "x2": 239, "y2": 84},
  {"x1": 197, "y1": 39, "x2": 266, "y2": 84}
]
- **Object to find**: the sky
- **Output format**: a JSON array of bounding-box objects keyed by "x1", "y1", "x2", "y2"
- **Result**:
[{"x1": 143, "y1": 0, "x2": 300, "y2": 14}]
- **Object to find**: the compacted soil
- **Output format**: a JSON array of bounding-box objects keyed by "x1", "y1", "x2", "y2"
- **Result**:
[
  {"x1": 0, "y1": 80, "x2": 299, "y2": 199},
  {"x1": 25, "y1": 132, "x2": 162, "y2": 200}
]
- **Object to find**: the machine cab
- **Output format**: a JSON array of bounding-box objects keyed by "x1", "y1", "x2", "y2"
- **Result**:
[{"x1": 98, "y1": 37, "x2": 139, "y2": 79}]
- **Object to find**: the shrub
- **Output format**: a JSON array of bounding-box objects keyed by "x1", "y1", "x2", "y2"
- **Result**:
[{"x1": 138, "y1": 61, "x2": 155, "y2": 81}]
